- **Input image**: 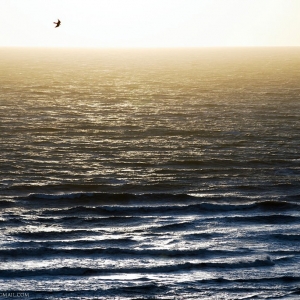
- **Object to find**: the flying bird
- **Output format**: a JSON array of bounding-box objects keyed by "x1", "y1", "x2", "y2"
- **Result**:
[{"x1": 54, "y1": 19, "x2": 61, "y2": 28}]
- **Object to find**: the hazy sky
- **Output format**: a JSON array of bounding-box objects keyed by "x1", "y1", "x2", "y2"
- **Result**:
[{"x1": 1, "y1": 0, "x2": 300, "y2": 47}]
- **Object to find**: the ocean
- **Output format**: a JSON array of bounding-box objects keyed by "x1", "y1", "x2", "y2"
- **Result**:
[{"x1": 0, "y1": 47, "x2": 299, "y2": 299}]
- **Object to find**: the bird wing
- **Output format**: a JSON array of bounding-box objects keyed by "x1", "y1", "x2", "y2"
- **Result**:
[{"x1": 54, "y1": 19, "x2": 61, "y2": 27}]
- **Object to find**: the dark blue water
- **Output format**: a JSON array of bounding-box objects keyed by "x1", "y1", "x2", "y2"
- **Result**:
[{"x1": 0, "y1": 48, "x2": 299, "y2": 299}]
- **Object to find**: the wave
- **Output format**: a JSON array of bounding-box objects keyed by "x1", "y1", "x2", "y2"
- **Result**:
[
  {"x1": 0, "y1": 285, "x2": 166, "y2": 300},
  {"x1": 285, "y1": 194, "x2": 300, "y2": 201},
  {"x1": 118, "y1": 283, "x2": 167, "y2": 295},
  {"x1": 199, "y1": 275, "x2": 300, "y2": 284},
  {"x1": 255, "y1": 199, "x2": 300, "y2": 210},
  {"x1": 223, "y1": 214, "x2": 300, "y2": 224},
  {"x1": 2, "y1": 239, "x2": 138, "y2": 250},
  {"x1": 0, "y1": 256, "x2": 276, "y2": 278},
  {"x1": 271, "y1": 234, "x2": 300, "y2": 241},
  {"x1": 27, "y1": 215, "x2": 143, "y2": 226},
  {"x1": 0, "y1": 200, "x2": 16, "y2": 208},
  {"x1": 19, "y1": 192, "x2": 300, "y2": 211},
  {"x1": 1, "y1": 218, "x2": 25, "y2": 226},
  {"x1": 151, "y1": 221, "x2": 194, "y2": 232},
  {"x1": 0, "y1": 246, "x2": 244, "y2": 259},
  {"x1": 22, "y1": 192, "x2": 195, "y2": 203},
  {"x1": 38, "y1": 202, "x2": 300, "y2": 219},
  {"x1": 184, "y1": 232, "x2": 217, "y2": 240},
  {"x1": 12, "y1": 229, "x2": 105, "y2": 240}
]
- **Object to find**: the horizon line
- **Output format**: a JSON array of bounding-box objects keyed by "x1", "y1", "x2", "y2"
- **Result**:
[{"x1": 1, "y1": 45, "x2": 300, "y2": 49}]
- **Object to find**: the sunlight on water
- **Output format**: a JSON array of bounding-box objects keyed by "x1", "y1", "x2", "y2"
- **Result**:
[{"x1": 0, "y1": 47, "x2": 300, "y2": 299}]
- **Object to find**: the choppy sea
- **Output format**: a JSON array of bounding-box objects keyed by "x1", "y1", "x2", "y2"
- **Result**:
[{"x1": 0, "y1": 48, "x2": 300, "y2": 299}]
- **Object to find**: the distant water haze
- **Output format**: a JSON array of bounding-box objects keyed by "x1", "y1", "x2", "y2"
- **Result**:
[{"x1": 1, "y1": 47, "x2": 299, "y2": 196}]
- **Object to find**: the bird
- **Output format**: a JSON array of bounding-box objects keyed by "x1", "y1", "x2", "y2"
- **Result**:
[{"x1": 54, "y1": 19, "x2": 61, "y2": 28}]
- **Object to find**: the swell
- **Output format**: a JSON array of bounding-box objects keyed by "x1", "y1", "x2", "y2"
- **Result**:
[
  {"x1": 223, "y1": 214, "x2": 300, "y2": 224},
  {"x1": 19, "y1": 215, "x2": 145, "y2": 227},
  {"x1": 18, "y1": 192, "x2": 300, "y2": 212},
  {"x1": 0, "y1": 200, "x2": 15, "y2": 208},
  {"x1": 21, "y1": 192, "x2": 195, "y2": 203},
  {"x1": 199, "y1": 276, "x2": 300, "y2": 284},
  {"x1": 39, "y1": 202, "x2": 300, "y2": 218},
  {"x1": 0, "y1": 246, "x2": 244, "y2": 258},
  {"x1": 12, "y1": 229, "x2": 105, "y2": 240},
  {"x1": 0, "y1": 256, "x2": 276, "y2": 278},
  {"x1": 271, "y1": 234, "x2": 300, "y2": 241}
]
